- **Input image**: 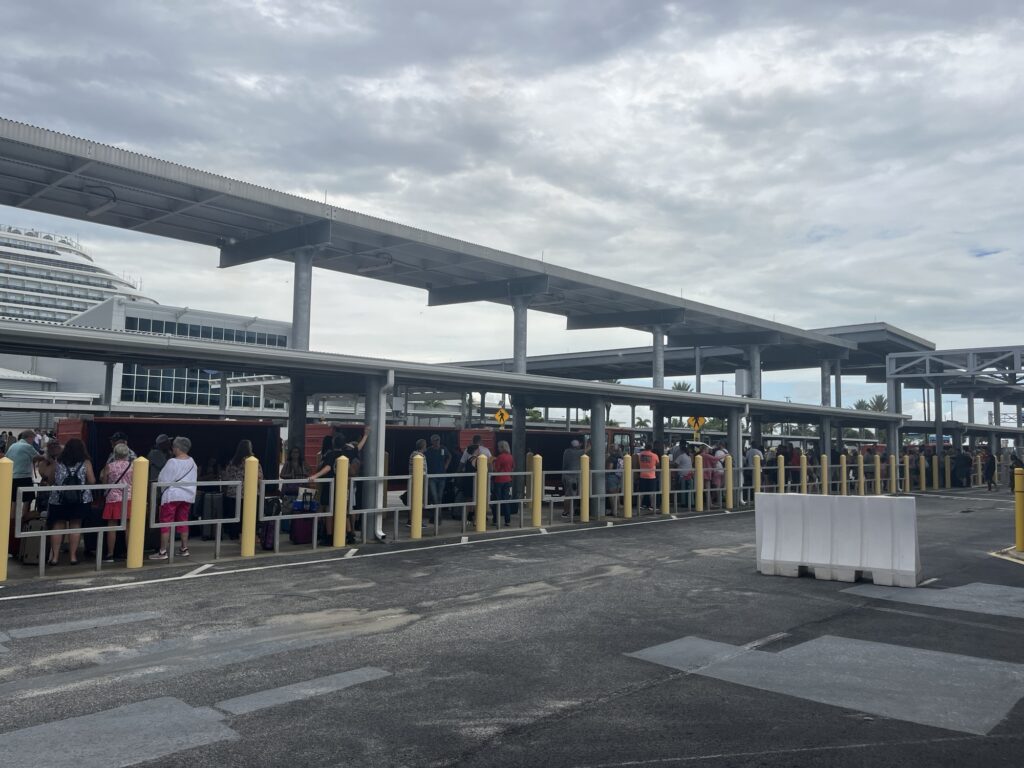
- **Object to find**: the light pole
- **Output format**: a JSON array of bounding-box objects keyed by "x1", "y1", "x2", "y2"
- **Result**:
[
  {"x1": 946, "y1": 399, "x2": 955, "y2": 421},
  {"x1": 718, "y1": 379, "x2": 727, "y2": 396}
]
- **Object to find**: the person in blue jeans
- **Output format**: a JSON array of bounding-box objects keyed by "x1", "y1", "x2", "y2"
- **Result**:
[
  {"x1": 424, "y1": 434, "x2": 451, "y2": 510},
  {"x1": 491, "y1": 441, "x2": 515, "y2": 527}
]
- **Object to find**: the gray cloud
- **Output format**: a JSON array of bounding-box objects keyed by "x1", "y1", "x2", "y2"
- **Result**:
[{"x1": 2, "y1": 1, "x2": 1023, "y2": 404}]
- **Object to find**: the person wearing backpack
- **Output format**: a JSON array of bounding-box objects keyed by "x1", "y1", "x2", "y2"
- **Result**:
[{"x1": 45, "y1": 438, "x2": 96, "y2": 566}]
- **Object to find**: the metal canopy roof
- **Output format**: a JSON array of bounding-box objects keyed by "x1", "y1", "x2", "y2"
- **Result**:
[
  {"x1": 0, "y1": 319, "x2": 904, "y2": 425},
  {"x1": 0, "y1": 118, "x2": 851, "y2": 354},
  {"x1": 887, "y1": 346, "x2": 1024, "y2": 405},
  {"x1": 457, "y1": 323, "x2": 932, "y2": 381}
]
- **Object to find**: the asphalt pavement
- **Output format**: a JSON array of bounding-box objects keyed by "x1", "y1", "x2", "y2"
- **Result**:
[{"x1": 0, "y1": 488, "x2": 1022, "y2": 767}]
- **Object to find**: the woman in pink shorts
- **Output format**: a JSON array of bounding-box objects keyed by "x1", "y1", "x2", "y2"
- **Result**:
[
  {"x1": 151, "y1": 436, "x2": 197, "y2": 560},
  {"x1": 100, "y1": 442, "x2": 133, "y2": 563}
]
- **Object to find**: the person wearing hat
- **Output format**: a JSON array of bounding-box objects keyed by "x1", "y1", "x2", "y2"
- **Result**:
[
  {"x1": 105, "y1": 431, "x2": 137, "y2": 465},
  {"x1": 147, "y1": 434, "x2": 172, "y2": 476}
]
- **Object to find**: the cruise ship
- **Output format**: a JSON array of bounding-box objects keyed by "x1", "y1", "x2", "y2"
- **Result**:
[{"x1": 0, "y1": 225, "x2": 155, "y2": 322}]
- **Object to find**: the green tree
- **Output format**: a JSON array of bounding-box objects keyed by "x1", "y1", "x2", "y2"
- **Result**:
[
  {"x1": 634, "y1": 417, "x2": 651, "y2": 428},
  {"x1": 526, "y1": 408, "x2": 543, "y2": 422},
  {"x1": 671, "y1": 380, "x2": 693, "y2": 392}
]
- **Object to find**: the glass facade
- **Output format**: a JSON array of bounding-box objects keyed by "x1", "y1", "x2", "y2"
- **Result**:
[{"x1": 119, "y1": 316, "x2": 289, "y2": 409}]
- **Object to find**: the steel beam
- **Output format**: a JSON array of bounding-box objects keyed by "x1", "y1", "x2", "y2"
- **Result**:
[
  {"x1": 668, "y1": 331, "x2": 781, "y2": 348},
  {"x1": 566, "y1": 309, "x2": 685, "y2": 331},
  {"x1": 428, "y1": 275, "x2": 549, "y2": 307},
  {"x1": 219, "y1": 219, "x2": 332, "y2": 268}
]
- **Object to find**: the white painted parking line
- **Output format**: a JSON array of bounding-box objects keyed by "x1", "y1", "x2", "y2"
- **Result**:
[
  {"x1": 629, "y1": 634, "x2": 1024, "y2": 735},
  {"x1": 215, "y1": 667, "x2": 390, "y2": 715},
  {"x1": 2, "y1": 611, "x2": 161, "y2": 639},
  {"x1": 919, "y1": 577, "x2": 940, "y2": 586},
  {"x1": 743, "y1": 632, "x2": 789, "y2": 650},
  {"x1": 344, "y1": 548, "x2": 359, "y2": 558},
  {"x1": 0, "y1": 510, "x2": 746, "y2": 603},
  {"x1": 844, "y1": 582, "x2": 1024, "y2": 619},
  {"x1": 184, "y1": 564, "x2": 214, "y2": 578}
]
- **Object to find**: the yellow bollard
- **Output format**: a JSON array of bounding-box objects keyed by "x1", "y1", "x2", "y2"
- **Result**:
[
  {"x1": 1015, "y1": 468, "x2": 1024, "y2": 552},
  {"x1": 623, "y1": 454, "x2": 633, "y2": 518},
  {"x1": 944, "y1": 455, "x2": 952, "y2": 490},
  {"x1": 410, "y1": 454, "x2": 424, "y2": 539},
  {"x1": 126, "y1": 456, "x2": 149, "y2": 569},
  {"x1": 724, "y1": 454, "x2": 734, "y2": 511},
  {"x1": 821, "y1": 456, "x2": 829, "y2": 496},
  {"x1": 332, "y1": 456, "x2": 349, "y2": 547},
  {"x1": 903, "y1": 455, "x2": 911, "y2": 494},
  {"x1": 662, "y1": 454, "x2": 672, "y2": 515},
  {"x1": 839, "y1": 453, "x2": 848, "y2": 496},
  {"x1": 777, "y1": 454, "x2": 785, "y2": 493},
  {"x1": 890, "y1": 455, "x2": 898, "y2": 495},
  {"x1": 799, "y1": 454, "x2": 807, "y2": 495},
  {"x1": 856, "y1": 453, "x2": 865, "y2": 496},
  {"x1": 580, "y1": 454, "x2": 591, "y2": 523},
  {"x1": 475, "y1": 455, "x2": 488, "y2": 532},
  {"x1": 919, "y1": 455, "x2": 927, "y2": 492},
  {"x1": 753, "y1": 454, "x2": 762, "y2": 495},
  {"x1": 874, "y1": 454, "x2": 882, "y2": 495},
  {"x1": 695, "y1": 455, "x2": 704, "y2": 512},
  {"x1": 975, "y1": 455, "x2": 982, "y2": 487},
  {"x1": 240, "y1": 456, "x2": 259, "y2": 557},
  {"x1": 531, "y1": 454, "x2": 543, "y2": 527},
  {"x1": 932, "y1": 455, "x2": 940, "y2": 492},
  {"x1": 0, "y1": 457, "x2": 11, "y2": 581}
]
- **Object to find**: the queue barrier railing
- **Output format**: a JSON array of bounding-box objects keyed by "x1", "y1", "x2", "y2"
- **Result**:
[
  {"x1": 149, "y1": 479, "x2": 241, "y2": 564},
  {"x1": 350, "y1": 473, "x2": 412, "y2": 543},
  {"x1": 15, "y1": 482, "x2": 130, "y2": 576},
  {"x1": 420, "y1": 470, "x2": 479, "y2": 533}
]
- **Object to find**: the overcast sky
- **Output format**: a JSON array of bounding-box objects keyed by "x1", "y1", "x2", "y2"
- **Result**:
[{"x1": 4, "y1": 1, "x2": 1023, "y2": 420}]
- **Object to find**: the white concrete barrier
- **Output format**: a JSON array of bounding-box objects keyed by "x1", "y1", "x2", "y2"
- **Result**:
[{"x1": 755, "y1": 494, "x2": 920, "y2": 587}]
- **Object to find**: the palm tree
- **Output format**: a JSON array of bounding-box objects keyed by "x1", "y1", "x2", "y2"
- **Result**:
[
  {"x1": 634, "y1": 417, "x2": 651, "y2": 428},
  {"x1": 868, "y1": 394, "x2": 888, "y2": 412},
  {"x1": 672, "y1": 380, "x2": 693, "y2": 392}
]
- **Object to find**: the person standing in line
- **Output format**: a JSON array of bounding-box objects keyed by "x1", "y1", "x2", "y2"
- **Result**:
[
  {"x1": 636, "y1": 442, "x2": 659, "y2": 511},
  {"x1": 151, "y1": 437, "x2": 197, "y2": 560},
  {"x1": 100, "y1": 442, "x2": 133, "y2": 563},
  {"x1": 491, "y1": 441, "x2": 515, "y2": 527},
  {"x1": 606, "y1": 444, "x2": 623, "y2": 516},
  {"x1": 561, "y1": 438, "x2": 585, "y2": 518},
  {"x1": 424, "y1": 434, "x2": 451, "y2": 510},
  {"x1": 221, "y1": 440, "x2": 264, "y2": 540},
  {"x1": 6, "y1": 430, "x2": 43, "y2": 558},
  {"x1": 459, "y1": 434, "x2": 491, "y2": 470},
  {"x1": 147, "y1": 434, "x2": 172, "y2": 476},
  {"x1": 983, "y1": 447, "x2": 997, "y2": 491},
  {"x1": 45, "y1": 438, "x2": 96, "y2": 566}
]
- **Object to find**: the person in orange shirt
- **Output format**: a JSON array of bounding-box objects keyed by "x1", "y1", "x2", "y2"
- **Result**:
[{"x1": 637, "y1": 442, "x2": 660, "y2": 511}]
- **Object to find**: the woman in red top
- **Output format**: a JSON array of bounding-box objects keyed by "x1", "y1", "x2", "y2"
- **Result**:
[{"x1": 491, "y1": 440, "x2": 515, "y2": 527}]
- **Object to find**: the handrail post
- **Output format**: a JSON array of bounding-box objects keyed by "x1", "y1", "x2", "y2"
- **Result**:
[
  {"x1": 332, "y1": 456, "x2": 349, "y2": 547},
  {"x1": 622, "y1": 455, "x2": 633, "y2": 519},
  {"x1": 662, "y1": 454, "x2": 673, "y2": 515},
  {"x1": 579, "y1": 454, "x2": 590, "y2": 523},
  {"x1": 1015, "y1": 468, "x2": 1024, "y2": 552},
  {"x1": 126, "y1": 456, "x2": 149, "y2": 569},
  {"x1": 410, "y1": 454, "x2": 424, "y2": 540},
  {"x1": 531, "y1": 454, "x2": 543, "y2": 527},
  {"x1": 0, "y1": 458, "x2": 11, "y2": 581},
  {"x1": 695, "y1": 455, "x2": 704, "y2": 512},
  {"x1": 240, "y1": 456, "x2": 259, "y2": 557},
  {"x1": 475, "y1": 455, "x2": 488, "y2": 533}
]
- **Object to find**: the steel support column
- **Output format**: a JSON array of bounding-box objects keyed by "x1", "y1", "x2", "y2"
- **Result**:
[
  {"x1": 512, "y1": 296, "x2": 529, "y2": 478},
  {"x1": 694, "y1": 347, "x2": 702, "y2": 393},
  {"x1": 820, "y1": 416, "x2": 832, "y2": 459},
  {"x1": 748, "y1": 345, "x2": 762, "y2": 400},
  {"x1": 833, "y1": 359, "x2": 843, "y2": 408},
  {"x1": 291, "y1": 247, "x2": 314, "y2": 352},
  {"x1": 591, "y1": 396, "x2": 607, "y2": 511},
  {"x1": 886, "y1": 377, "x2": 900, "y2": 455},
  {"x1": 219, "y1": 372, "x2": 228, "y2": 412},
  {"x1": 363, "y1": 375, "x2": 388, "y2": 542},
  {"x1": 103, "y1": 362, "x2": 114, "y2": 411},
  {"x1": 821, "y1": 361, "x2": 832, "y2": 407},
  {"x1": 933, "y1": 383, "x2": 944, "y2": 449},
  {"x1": 652, "y1": 325, "x2": 665, "y2": 443},
  {"x1": 967, "y1": 392, "x2": 976, "y2": 424}
]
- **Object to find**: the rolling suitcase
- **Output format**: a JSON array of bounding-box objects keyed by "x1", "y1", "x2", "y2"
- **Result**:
[
  {"x1": 19, "y1": 519, "x2": 46, "y2": 565},
  {"x1": 261, "y1": 497, "x2": 282, "y2": 551},
  {"x1": 200, "y1": 491, "x2": 224, "y2": 541}
]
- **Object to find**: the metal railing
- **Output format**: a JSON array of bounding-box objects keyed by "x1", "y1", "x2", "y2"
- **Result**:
[
  {"x1": 15, "y1": 482, "x2": 130, "y2": 576},
  {"x1": 149, "y1": 479, "x2": 241, "y2": 563},
  {"x1": 257, "y1": 477, "x2": 332, "y2": 553}
]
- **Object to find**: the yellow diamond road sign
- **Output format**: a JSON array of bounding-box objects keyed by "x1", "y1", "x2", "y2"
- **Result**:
[
  {"x1": 687, "y1": 416, "x2": 706, "y2": 430},
  {"x1": 495, "y1": 407, "x2": 510, "y2": 426}
]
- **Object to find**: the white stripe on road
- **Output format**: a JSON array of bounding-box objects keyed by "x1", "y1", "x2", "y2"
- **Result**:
[
  {"x1": 215, "y1": 667, "x2": 390, "y2": 715},
  {"x1": 184, "y1": 564, "x2": 214, "y2": 578}
]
